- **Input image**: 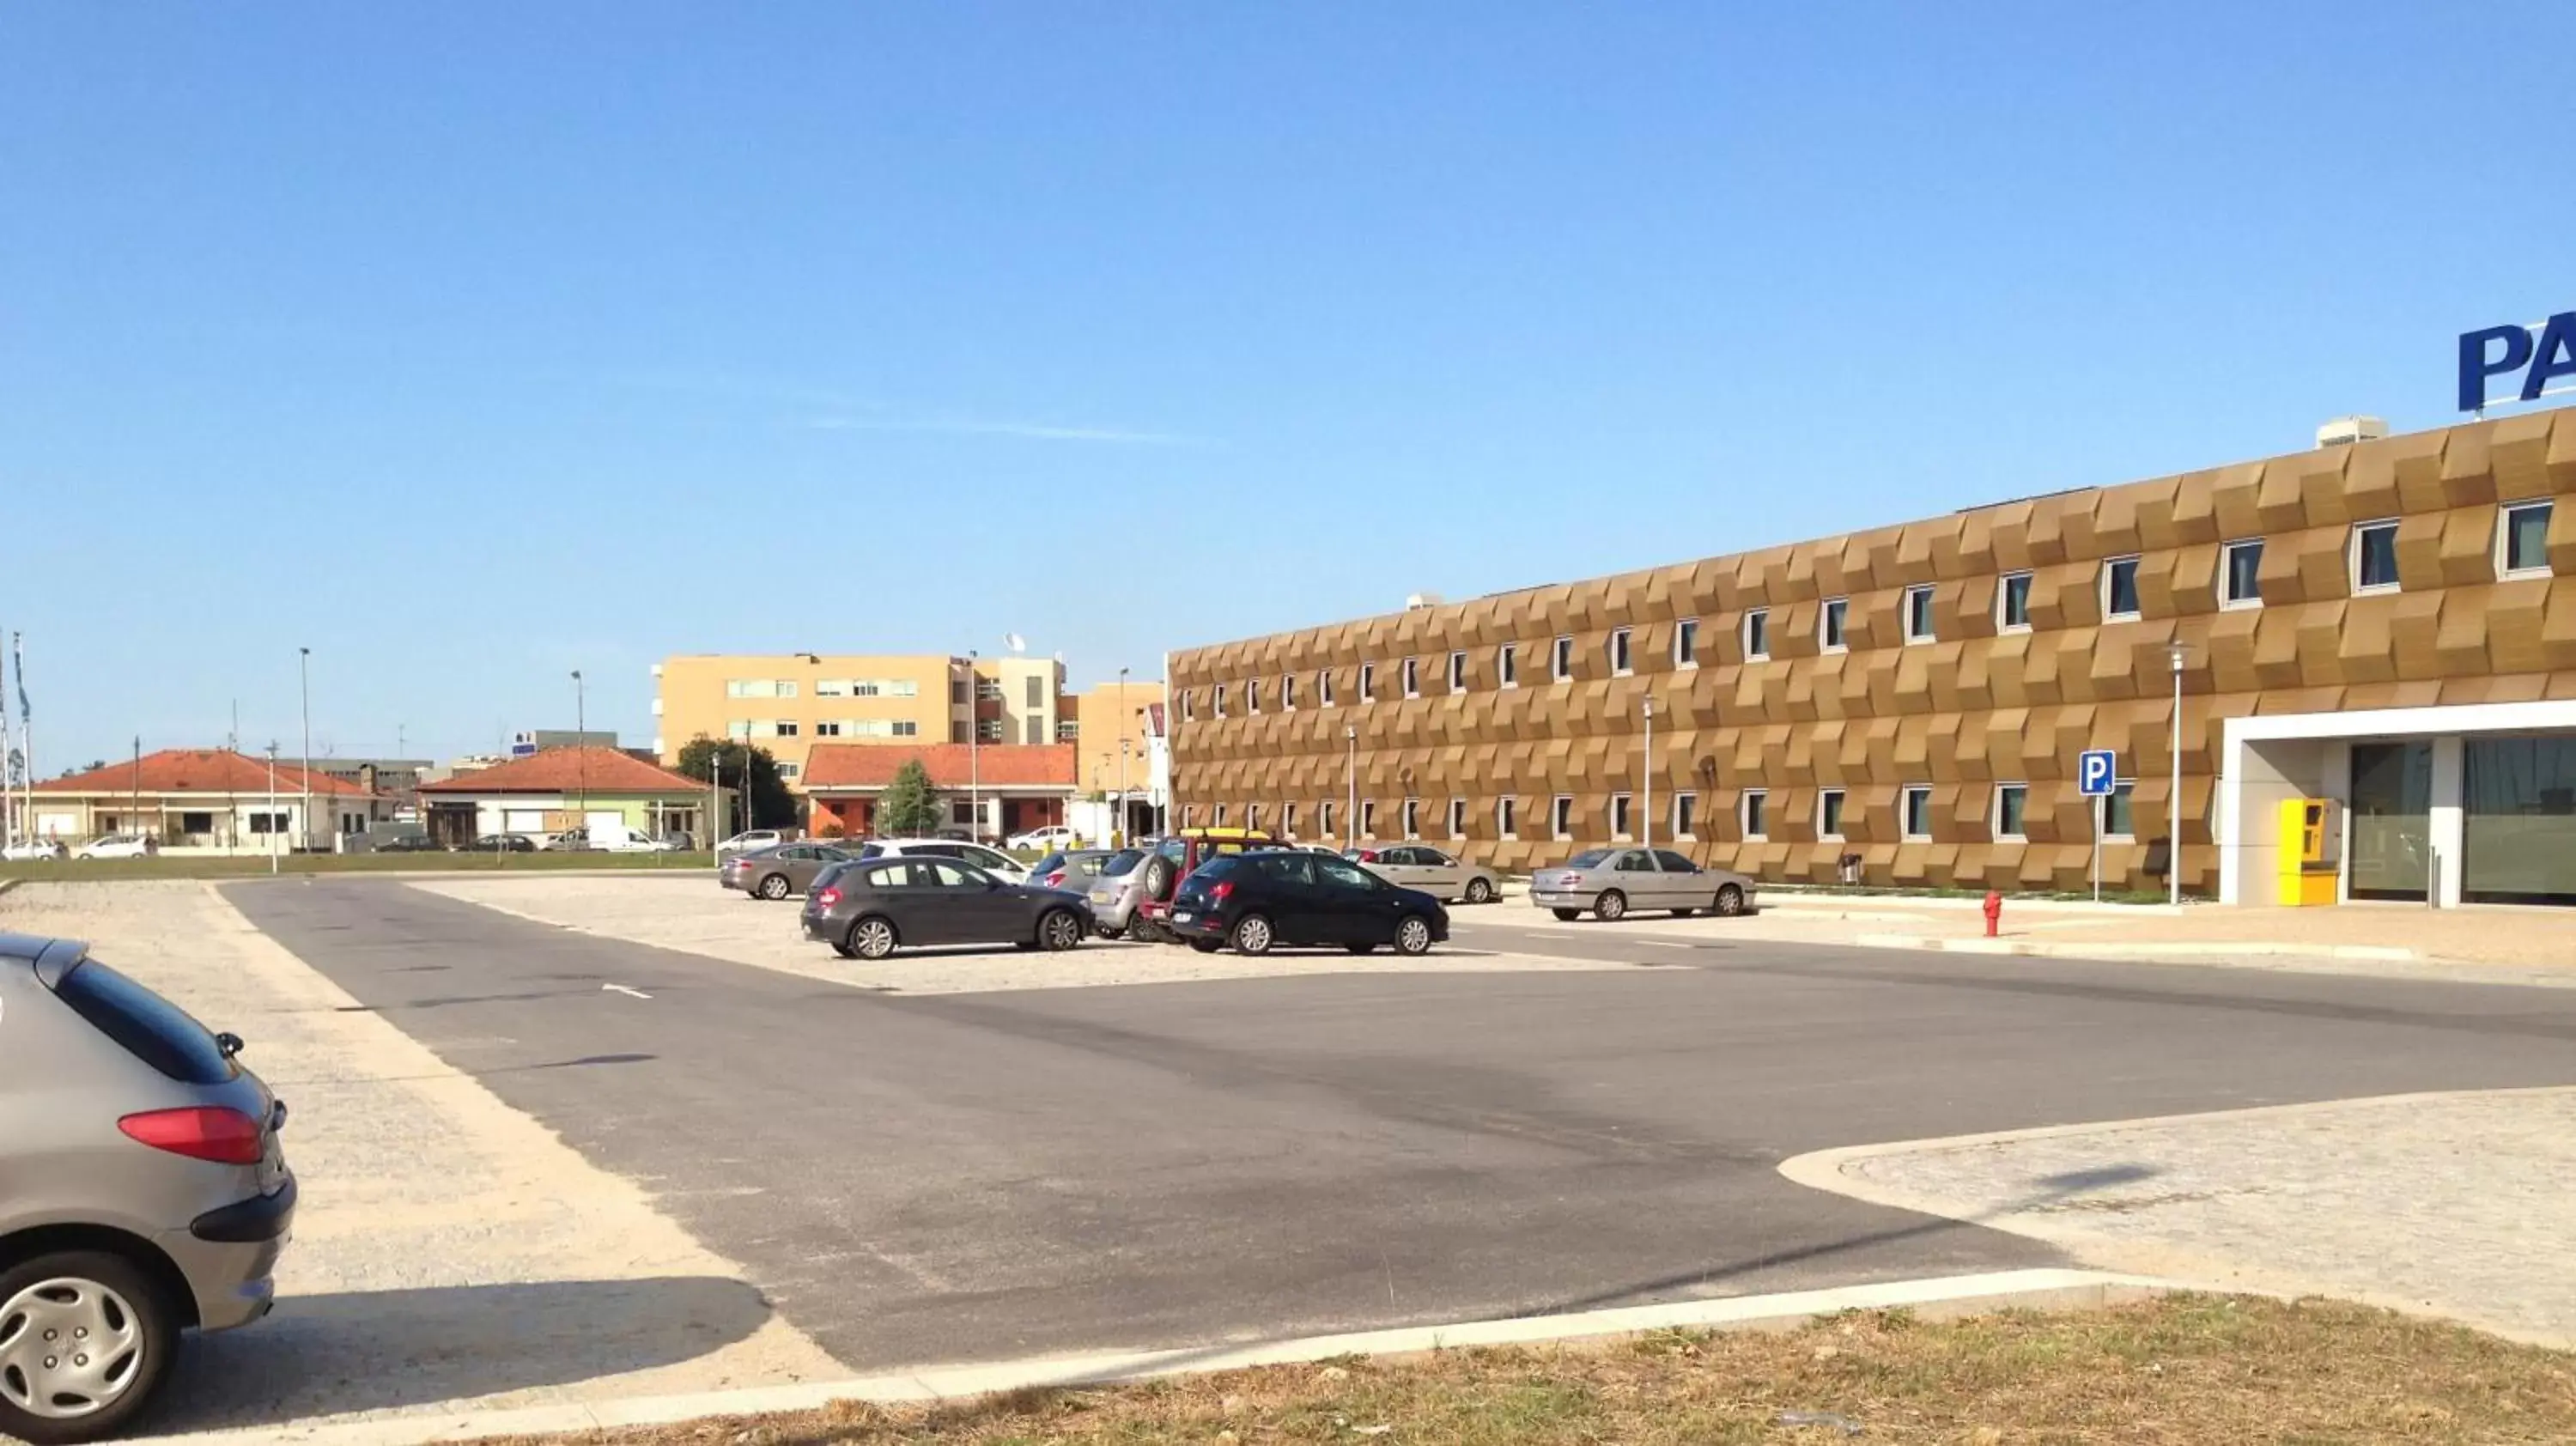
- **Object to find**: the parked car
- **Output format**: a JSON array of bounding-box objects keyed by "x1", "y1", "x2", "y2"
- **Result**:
[
  {"x1": 372, "y1": 835, "x2": 444, "y2": 854},
  {"x1": 1529, "y1": 848, "x2": 1757, "y2": 921},
  {"x1": 1083, "y1": 848, "x2": 1151, "y2": 937},
  {"x1": 1343, "y1": 844, "x2": 1501, "y2": 904},
  {"x1": 714, "y1": 829, "x2": 793, "y2": 860},
  {"x1": 800, "y1": 857, "x2": 1092, "y2": 960},
  {"x1": 541, "y1": 829, "x2": 591, "y2": 852},
  {"x1": 74, "y1": 835, "x2": 158, "y2": 860},
  {"x1": 1005, "y1": 825, "x2": 1076, "y2": 852},
  {"x1": 585, "y1": 823, "x2": 666, "y2": 854},
  {"x1": 3, "y1": 839, "x2": 68, "y2": 863},
  {"x1": 721, "y1": 842, "x2": 860, "y2": 900},
  {"x1": 470, "y1": 833, "x2": 538, "y2": 853},
  {"x1": 1127, "y1": 829, "x2": 1282, "y2": 942},
  {"x1": 1167, "y1": 850, "x2": 1449, "y2": 956},
  {"x1": 0, "y1": 932, "x2": 295, "y2": 1443},
  {"x1": 1028, "y1": 848, "x2": 1116, "y2": 892},
  {"x1": 849, "y1": 838, "x2": 1030, "y2": 883},
  {"x1": 653, "y1": 830, "x2": 695, "y2": 852}
]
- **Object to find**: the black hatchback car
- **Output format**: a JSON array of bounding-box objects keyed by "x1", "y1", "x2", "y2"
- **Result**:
[{"x1": 1168, "y1": 851, "x2": 1449, "y2": 956}]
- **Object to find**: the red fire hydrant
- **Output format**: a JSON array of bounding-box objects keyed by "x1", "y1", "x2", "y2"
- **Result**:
[{"x1": 1983, "y1": 890, "x2": 2003, "y2": 939}]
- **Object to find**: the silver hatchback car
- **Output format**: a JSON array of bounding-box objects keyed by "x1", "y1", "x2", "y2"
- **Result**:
[
  {"x1": 1528, "y1": 847, "x2": 1758, "y2": 922},
  {"x1": 1, "y1": 933, "x2": 295, "y2": 1443},
  {"x1": 1082, "y1": 848, "x2": 1153, "y2": 937}
]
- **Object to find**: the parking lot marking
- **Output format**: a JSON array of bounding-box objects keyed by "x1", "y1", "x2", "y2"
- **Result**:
[{"x1": 602, "y1": 982, "x2": 654, "y2": 999}]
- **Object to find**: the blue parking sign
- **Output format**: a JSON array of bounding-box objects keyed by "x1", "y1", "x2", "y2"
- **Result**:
[{"x1": 2078, "y1": 750, "x2": 2117, "y2": 797}]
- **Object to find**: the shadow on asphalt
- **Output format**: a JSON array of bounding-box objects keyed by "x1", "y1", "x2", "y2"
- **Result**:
[{"x1": 154, "y1": 1274, "x2": 777, "y2": 1432}]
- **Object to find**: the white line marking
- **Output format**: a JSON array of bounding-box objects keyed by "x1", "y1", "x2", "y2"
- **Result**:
[
  {"x1": 601, "y1": 983, "x2": 653, "y2": 999},
  {"x1": 1638, "y1": 939, "x2": 1698, "y2": 949}
]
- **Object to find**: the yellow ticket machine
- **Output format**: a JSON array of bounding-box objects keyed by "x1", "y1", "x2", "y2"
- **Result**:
[{"x1": 2275, "y1": 798, "x2": 2341, "y2": 906}]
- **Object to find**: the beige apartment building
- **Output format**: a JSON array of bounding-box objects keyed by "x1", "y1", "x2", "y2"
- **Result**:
[{"x1": 655, "y1": 652, "x2": 1161, "y2": 788}]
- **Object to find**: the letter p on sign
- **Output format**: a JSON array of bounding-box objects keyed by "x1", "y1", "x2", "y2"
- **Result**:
[{"x1": 2079, "y1": 750, "x2": 2117, "y2": 798}]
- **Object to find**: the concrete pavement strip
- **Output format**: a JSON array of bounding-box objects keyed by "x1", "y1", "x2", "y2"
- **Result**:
[
  {"x1": 1853, "y1": 933, "x2": 2419, "y2": 962},
  {"x1": 137, "y1": 1268, "x2": 2182, "y2": 1446}
]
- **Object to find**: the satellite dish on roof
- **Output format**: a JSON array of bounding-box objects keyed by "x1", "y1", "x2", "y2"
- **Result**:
[{"x1": 1004, "y1": 633, "x2": 1027, "y2": 653}]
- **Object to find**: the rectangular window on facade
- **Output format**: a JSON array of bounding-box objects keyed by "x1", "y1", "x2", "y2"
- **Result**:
[
  {"x1": 1057, "y1": 720, "x2": 1078, "y2": 742},
  {"x1": 727, "y1": 720, "x2": 750, "y2": 740},
  {"x1": 2502, "y1": 501, "x2": 2554, "y2": 577},
  {"x1": 1025, "y1": 677, "x2": 1042, "y2": 708},
  {"x1": 816, "y1": 679, "x2": 848, "y2": 697},
  {"x1": 749, "y1": 720, "x2": 777, "y2": 738},
  {"x1": 775, "y1": 762, "x2": 801, "y2": 781},
  {"x1": 1552, "y1": 635, "x2": 1575, "y2": 681},
  {"x1": 1675, "y1": 618, "x2": 1699, "y2": 667},
  {"x1": 1744, "y1": 609, "x2": 1770, "y2": 660},
  {"x1": 1321, "y1": 670, "x2": 1335, "y2": 707},
  {"x1": 1673, "y1": 792, "x2": 1697, "y2": 839},
  {"x1": 1821, "y1": 598, "x2": 1848, "y2": 651},
  {"x1": 1551, "y1": 794, "x2": 1574, "y2": 840},
  {"x1": 1183, "y1": 691, "x2": 1195, "y2": 721},
  {"x1": 1448, "y1": 797, "x2": 1467, "y2": 838},
  {"x1": 1401, "y1": 658, "x2": 1419, "y2": 698},
  {"x1": 1903, "y1": 586, "x2": 1935, "y2": 643},
  {"x1": 1247, "y1": 804, "x2": 1262, "y2": 831},
  {"x1": 1498, "y1": 643, "x2": 1518, "y2": 687},
  {"x1": 1283, "y1": 673, "x2": 1297, "y2": 709},
  {"x1": 1284, "y1": 803, "x2": 1299, "y2": 836},
  {"x1": 1902, "y1": 785, "x2": 1933, "y2": 840},
  {"x1": 1448, "y1": 650, "x2": 1467, "y2": 690},
  {"x1": 775, "y1": 720, "x2": 799, "y2": 737},
  {"x1": 1361, "y1": 663, "x2": 1376, "y2": 701},
  {"x1": 1182, "y1": 805, "x2": 1196, "y2": 829},
  {"x1": 894, "y1": 720, "x2": 918, "y2": 737},
  {"x1": 1820, "y1": 788, "x2": 1846, "y2": 839},
  {"x1": 1742, "y1": 789, "x2": 1767, "y2": 840},
  {"x1": 1610, "y1": 628, "x2": 1633, "y2": 675},
  {"x1": 978, "y1": 720, "x2": 1003, "y2": 743},
  {"x1": 1248, "y1": 679, "x2": 1261, "y2": 713},
  {"x1": 1498, "y1": 796, "x2": 1518, "y2": 839},
  {"x1": 1999, "y1": 572, "x2": 2033, "y2": 630},
  {"x1": 2223, "y1": 539, "x2": 2264, "y2": 606},
  {"x1": 1024, "y1": 719, "x2": 1042, "y2": 744},
  {"x1": 1320, "y1": 800, "x2": 1334, "y2": 837},
  {"x1": 1214, "y1": 804, "x2": 1228, "y2": 827},
  {"x1": 1611, "y1": 793, "x2": 1633, "y2": 838},
  {"x1": 978, "y1": 680, "x2": 1004, "y2": 702},
  {"x1": 1360, "y1": 800, "x2": 1376, "y2": 838},
  {"x1": 2354, "y1": 519, "x2": 2401, "y2": 592},
  {"x1": 2104, "y1": 556, "x2": 2142, "y2": 619},
  {"x1": 778, "y1": 681, "x2": 798, "y2": 698},
  {"x1": 1402, "y1": 799, "x2": 1420, "y2": 839},
  {"x1": 1214, "y1": 684, "x2": 1227, "y2": 717},
  {"x1": 951, "y1": 679, "x2": 969, "y2": 707},
  {"x1": 1996, "y1": 783, "x2": 2029, "y2": 840},
  {"x1": 2105, "y1": 781, "x2": 2136, "y2": 839},
  {"x1": 816, "y1": 721, "x2": 842, "y2": 737}
]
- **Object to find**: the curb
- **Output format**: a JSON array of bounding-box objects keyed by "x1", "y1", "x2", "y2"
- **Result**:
[
  {"x1": 1851, "y1": 933, "x2": 2417, "y2": 962},
  {"x1": 139, "y1": 1269, "x2": 2178, "y2": 1446}
]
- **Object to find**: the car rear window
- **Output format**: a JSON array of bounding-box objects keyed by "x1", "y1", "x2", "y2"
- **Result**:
[
  {"x1": 1030, "y1": 852, "x2": 1067, "y2": 876},
  {"x1": 52, "y1": 958, "x2": 238, "y2": 1086},
  {"x1": 1100, "y1": 849, "x2": 1143, "y2": 876},
  {"x1": 1566, "y1": 848, "x2": 1615, "y2": 868},
  {"x1": 1192, "y1": 855, "x2": 1247, "y2": 879}
]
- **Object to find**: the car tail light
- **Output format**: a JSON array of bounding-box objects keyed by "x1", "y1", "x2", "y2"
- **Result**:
[
  {"x1": 1042, "y1": 872, "x2": 1065, "y2": 888},
  {"x1": 118, "y1": 1107, "x2": 264, "y2": 1165},
  {"x1": 1357, "y1": 849, "x2": 1379, "y2": 862},
  {"x1": 1211, "y1": 880, "x2": 1235, "y2": 902},
  {"x1": 813, "y1": 886, "x2": 841, "y2": 908}
]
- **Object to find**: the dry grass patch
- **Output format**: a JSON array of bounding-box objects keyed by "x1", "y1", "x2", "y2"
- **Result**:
[{"x1": 488, "y1": 1295, "x2": 2576, "y2": 1445}]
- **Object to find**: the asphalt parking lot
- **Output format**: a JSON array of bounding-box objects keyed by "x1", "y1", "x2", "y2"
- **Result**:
[{"x1": 221, "y1": 875, "x2": 2576, "y2": 1379}]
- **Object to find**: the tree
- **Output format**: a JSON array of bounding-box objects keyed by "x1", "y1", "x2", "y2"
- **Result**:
[
  {"x1": 874, "y1": 758, "x2": 945, "y2": 837},
  {"x1": 671, "y1": 737, "x2": 800, "y2": 830}
]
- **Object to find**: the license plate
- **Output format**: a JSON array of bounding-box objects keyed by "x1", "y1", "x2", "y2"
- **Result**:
[{"x1": 1173, "y1": 910, "x2": 1194, "y2": 922}]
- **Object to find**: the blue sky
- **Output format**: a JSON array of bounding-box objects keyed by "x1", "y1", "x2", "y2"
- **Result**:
[{"x1": 5, "y1": 1, "x2": 2569, "y2": 769}]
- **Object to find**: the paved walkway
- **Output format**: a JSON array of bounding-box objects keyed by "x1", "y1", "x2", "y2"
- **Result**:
[{"x1": 1783, "y1": 1087, "x2": 2576, "y2": 1347}]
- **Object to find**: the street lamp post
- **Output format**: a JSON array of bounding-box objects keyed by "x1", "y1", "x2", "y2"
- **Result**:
[
  {"x1": 297, "y1": 647, "x2": 312, "y2": 854},
  {"x1": 967, "y1": 652, "x2": 981, "y2": 842},
  {"x1": 1345, "y1": 725, "x2": 1358, "y2": 846},
  {"x1": 1117, "y1": 665, "x2": 1130, "y2": 844},
  {"x1": 1641, "y1": 696, "x2": 1655, "y2": 852},
  {"x1": 2168, "y1": 641, "x2": 2187, "y2": 908},
  {"x1": 572, "y1": 670, "x2": 587, "y2": 826},
  {"x1": 265, "y1": 742, "x2": 280, "y2": 876}
]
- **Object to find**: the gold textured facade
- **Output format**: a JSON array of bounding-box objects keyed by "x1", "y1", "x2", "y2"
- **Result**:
[{"x1": 1170, "y1": 410, "x2": 2576, "y2": 893}]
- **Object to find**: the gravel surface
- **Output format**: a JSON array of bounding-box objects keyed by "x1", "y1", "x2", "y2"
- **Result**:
[
  {"x1": 1, "y1": 879, "x2": 842, "y2": 1437},
  {"x1": 407, "y1": 875, "x2": 1635, "y2": 994},
  {"x1": 1786, "y1": 1087, "x2": 2576, "y2": 1347}
]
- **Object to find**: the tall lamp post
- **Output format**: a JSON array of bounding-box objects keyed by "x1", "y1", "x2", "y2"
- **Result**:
[
  {"x1": 1345, "y1": 725, "x2": 1358, "y2": 846},
  {"x1": 572, "y1": 670, "x2": 587, "y2": 825},
  {"x1": 1116, "y1": 665, "x2": 1130, "y2": 844},
  {"x1": 2168, "y1": 641, "x2": 2187, "y2": 908},
  {"x1": 297, "y1": 647, "x2": 312, "y2": 854},
  {"x1": 967, "y1": 651, "x2": 981, "y2": 842},
  {"x1": 1641, "y1": 696, "x2": 1656, "y2": 852},
  {"x1": 265, "y1": 742, "x2": 281, "y2": 876}
]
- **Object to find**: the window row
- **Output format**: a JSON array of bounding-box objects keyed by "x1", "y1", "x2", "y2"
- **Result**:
[
  {"x1": 729, "y1": 718, "x2": 923, "y2": 740},
  {"x1": 1178, "y1": 781, "x2": 2137, "y2": 843},
  {"x1": 812, "y1": 678, "x2": 923, "y2": 699},
  {"x1": 1182, "y1": 503, "x2": 2559, "y2": 719}
]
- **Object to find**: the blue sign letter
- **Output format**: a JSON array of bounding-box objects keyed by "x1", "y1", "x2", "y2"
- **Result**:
[
  {"x1": 2521, "y1": 311, "x2": 2576, "y2": 403},
  {"x1": 2460, "y1": 323, "x2": 2534, "y2": 411}
]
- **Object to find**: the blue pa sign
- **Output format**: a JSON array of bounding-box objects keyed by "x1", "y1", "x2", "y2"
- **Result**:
[
  {"x1": 2078, "y1": 750, "x2": 2117, "y2": 798},
  {"x1": 2460, "y1": 311, "x2": 2576, "y2": 412}
]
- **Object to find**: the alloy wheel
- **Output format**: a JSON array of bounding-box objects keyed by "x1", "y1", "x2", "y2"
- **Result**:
[
  {"x1": 1395, "y1": 917, "x2": 1432, "y2": 955},
  {"x1": 851, "y1": 919, "x2": 896, "y2": 959},
  {"x1": 0, "y1": 1277, "x2": 144, "y2": 1423}
]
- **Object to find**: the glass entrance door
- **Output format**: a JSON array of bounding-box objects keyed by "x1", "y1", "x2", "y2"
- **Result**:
[{"x1": 2348, "y1": 741, "x2": 2432, "y2": 901}]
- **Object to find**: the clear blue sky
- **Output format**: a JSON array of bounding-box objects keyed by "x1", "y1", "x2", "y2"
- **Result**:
[{"x1": 6, "y1": 1, "x2": 2569, "y2": 770}]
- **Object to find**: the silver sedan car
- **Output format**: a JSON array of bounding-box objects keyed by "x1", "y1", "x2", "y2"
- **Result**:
[
  {"x1": 1345, "y1": 845, "x2": 1502, "y2": 904},
  {"x1": 1082, "y1": 848, "x2": 1152, "y2": 937},
  {"x1": 1528, "y1": 847, "x2": 1757, "y2": 922}
]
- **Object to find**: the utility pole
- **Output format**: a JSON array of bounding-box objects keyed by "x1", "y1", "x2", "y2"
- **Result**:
[
  {"x1": 1642, "y1": 696, "x2": 1655, "y2": 852},
  {"x1": 967, "y1": 651, "x2": 981, "y2": 842},
  {"x1": 131, "y1": 735, "x2": 142, "y2": 841},
  {"x1": 1345, "y1": 725, "x2": 1358, "y2": 846},
  {"x1": 572, "y1": 670, "x2": 587, "y2": 827},
  {"x1": 266, "y1": 743, "x2": 280, "y2": 875},
  {"x1": 1116, "y1": 665, "x2": 1130, "y2": 845},
  {"x1": 2168, "y1": 641, "x2": 2187, "y2": 908},
  {"x1": 298, "y1": 647, "x2": 313, "y2": 854}
]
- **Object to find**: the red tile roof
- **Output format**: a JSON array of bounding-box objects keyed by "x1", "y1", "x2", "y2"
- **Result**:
[
  {"x1": 34, "y1": 748, "x2": 374, "y2": 797},
  {"x1": 416, "y1": 747, "x2": 708, "y2": 795},
  {"x1": 803, "y1": 743, "x2": 1076, "y2": 791}
]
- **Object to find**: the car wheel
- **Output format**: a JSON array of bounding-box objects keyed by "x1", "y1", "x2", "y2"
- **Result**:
[
  {"x1": 1230, "y1": 914, "x2": 1275, "y2": 956},
  {"x1": 1188, "y1": 939, "x2": 1222, "y2": 953},
  {"x1": 1038, "y1": 909, "x2": 1084, "y2": 951},
  {"x1": 756, "y1": 873, "x2": 790, "y2": 901},
  {"x1": 1140, "y1": 856, "x2": 1176, "y2": 901},
  {"x1": 1714, "y1": 884, "x2": 1747, "y2": 917},
  {"x1": 0, "y1": 1250, "x2": 177, "y2": 1446},
  {"x1": 1394, "y1": 915, "x2": 1434, "y2": 956},
  {"x1": 847, "y1": 917, "x2": 898, "y2": 960},
  {"x1": 1595, "y1": 890, "x2": 1628, "y2": 922},
  {"x1": 1463, "y1": 877, "x2": 1494, "y2": 905},
  {"x1": 1550, "y1": 908, "x2": 1582, "y2": 921}
]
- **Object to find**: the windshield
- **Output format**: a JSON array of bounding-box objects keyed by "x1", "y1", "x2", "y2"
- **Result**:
[
  {"x1": 1566, "y1": 848, "x2": 1616, "y2": 869},
  {"x1": 1101, "y1": 849, "x2": 1145, "y2": 877}
]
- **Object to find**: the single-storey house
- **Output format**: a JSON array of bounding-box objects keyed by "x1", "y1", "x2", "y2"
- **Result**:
[
  {"x1": 802, "y1": 743, "x2": 1075, "y2": 843},
  {"x1": 416, "y1": 746, "x2": 725, "y2": 846},
  {"x1": 28, "y1": 748, "x2": 387, "y2": 853}
]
